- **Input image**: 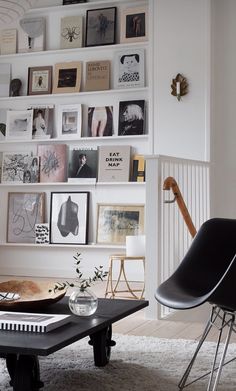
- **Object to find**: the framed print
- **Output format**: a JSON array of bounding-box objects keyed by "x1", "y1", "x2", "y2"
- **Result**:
[
  {"x1": 7, "y1": 192, "x2": 45, "y2": 243},
  {"x1": 50, "y1": 192, "x2": 89, "y2": 244},
  {"x1": 87, "y1": 106, "x2": 113, "y2": 137},
  {"x1": 114, "y1": 49, "x2": 145, "y2": 89},
  {"x1": 60, "y1": 15, "x2": 83, "y2": 49},
  {"x1": 37, "y1": 144, "x2": 67, "y2": 183},
  {"x1": 2, "y1": 152, "x2": 30, "y2": 183},
  {"x1": 35, "y1": 223, "x2": 49, "y2": 244},
  {"x1": 6, "y1": 110, "x2": 33, "y2": 140},
  {"x1": 96, "y1": 204, "x2": 145, "y2": 244},
  {"x1": 28, "y1": 66, "x2": 52, "y2": 95},
  {"x1": 118, "y1": 100, "x2": 145, "y2": 136},
  {"x1": 29, "y1": 104, "x2": 54, "y2": 139},
  {"x1": 68, "y1": 147, "x2": 97, "y2": 183},
  {"x1": 57, "y1": 104, "x2": 82, "y2": 138},
  {"x1": 120, "y1": 6, "x2": 148, "y2": 43},
  {"x1": 85, "y1": 7, "x2": 116, "y2": 47},
  {"x1": 52, "y1": 62, "x2": 82, "y2": 94}
]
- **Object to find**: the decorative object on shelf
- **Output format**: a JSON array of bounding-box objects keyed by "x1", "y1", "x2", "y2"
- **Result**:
[
  {"x1": 10, "y1": 78, "x2": 22, "y2": 97},
  {"x1": 35, "y1": 223, "x2": 49, "y2": 245},
  {"x1": 1, "y1": 152, "x2": 30, "y2": 183},
  {"x1": 114, "y1": 48, "x2": 145, "y2": 89},
  {"x1": 96, "y1": 203, "x2": 145, "y2": 244},
  {"x1": 28, "y1": 66, "x2": 53, "y2": 96},
  {"x1": 85, "y1": 7, "x2": 116, "y2": 47},
  {"x1": 57, "y1": 103, "x2": 82, "y2": 139},
  {"x1": 87, "y1": 106, "x2": 113, "y2": 137},
  {"x1": 29, "y1": 104, "x2": 54, "y2": 139},
  {"x1": 60, "y1": 15, "x2": 83, "y2": 49},
  {"x1": 68, "y1": 147, "x2": 97, "y2": 183},
  {"x1": 37, "y1": 143, "x2": 67, "y2": 183},
  {"x1": 18, "y1": 17, "x2": 45, "y2": 53},
  {"x1": 63, "y1": 0, "x2": 87, "y2": 4},
  {"x1": 7, "y1": 192, "x2": 45, "y2": 243},
  {"x1": 0, "y1": 63, "x2": 11, "y2": 97},
  {"x1": 0, "y1": 29, "x2": 17, "y2": 55},
  {"x1": 52, "y1": 61, "x2": 82, "y2": 94},
  {"x1": 50, "y1": 192, "x2": 89, "y2": 245},
  {"x1": 49, "y1": 252, "x2": 107, "y2": 316},
  {"x1": 97, "y1": 145, "x2": 131, "y2": 182},
  {"x1": 5, "y1": 109, "x2": 33, "y2": 140},
  {"x1": 171, "y1": 73, "x2": 188, "y2": 101},
  {"x1": 118, "y1": 99, "x2": 145, "y2": 136},
  {"x1": 85, "y1": 60, "x2": 110, "y2": 91},
  {"x1": 120, "y1": 6, "x2": 148, "y2": 44},
  {"x1": 131, "y1": 154, "x2": 145, "y2": 182}
]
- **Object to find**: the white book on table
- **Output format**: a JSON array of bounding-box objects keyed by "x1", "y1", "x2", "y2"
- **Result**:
[{"x1": 0, "y1": 311, "x2": 71, "y2": 333}]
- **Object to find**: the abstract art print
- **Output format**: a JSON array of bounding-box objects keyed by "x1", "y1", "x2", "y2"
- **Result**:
[
  {"x1": 7, "y1": 192, "x2": 45, "y2": 243},
  {"x1": 37, "y1": 144, "x2": 67, "y2": 183},
  {"x1": 35, "y1": 223, "x2": 49, "y2": 244},
  {"x1": 50, "y1": 192, "x2": 89, "y2": 244},
  {"x1": 1, "y1": 152, "x2": 30, "y2": 183}
]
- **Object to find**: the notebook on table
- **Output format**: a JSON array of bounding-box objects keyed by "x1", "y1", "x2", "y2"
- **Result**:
[{"x1": 0, "y1": 311, "x2": 71, "y2": 333}]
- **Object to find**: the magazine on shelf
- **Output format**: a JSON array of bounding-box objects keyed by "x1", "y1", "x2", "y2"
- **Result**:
[
  {"x1": 97, "y1": 145, "x2": 131, "y2": 182},
  {"x1": 0, "y1": 311, "x2": 71, "y2": 333}
]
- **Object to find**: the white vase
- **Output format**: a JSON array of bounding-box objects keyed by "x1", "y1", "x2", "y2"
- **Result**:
[{"x1": 68, "y1": 288, "x2": 98, "y2": 317}]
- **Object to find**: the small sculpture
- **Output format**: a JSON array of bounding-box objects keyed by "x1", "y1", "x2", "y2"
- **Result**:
[{"x1": 10, "y1": 78, "x2": 22, "y2": 97}]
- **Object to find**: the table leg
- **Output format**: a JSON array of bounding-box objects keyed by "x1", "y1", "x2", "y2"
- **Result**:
[
  {"x1": 89, "y1": 325, "x2": 116, "y2": 367},
  {"x1": 6, "y1": 354, "x2": 44, "y2": 391}
]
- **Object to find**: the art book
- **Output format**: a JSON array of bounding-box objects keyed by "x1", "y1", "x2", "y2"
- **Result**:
[
  {"x1": 60, "y1": 15, "x2": 83, "y2": 49},
  {"x1": 68, "y1": 146, "x2": 97, "y2": 183},
  {"x1": 0, "y1": 311, "x2": 71, "y2": 333},
  {"x1": 97, "y1": 145, "x2": 131, "y2": 182},
  {"x1": 118, "y1": 100, "x2": 145, "y2": 136},
  {"x1": 0, "y1": 29, "x2": 17, "y2": 55},
  {"x1": 37, "y1": 144, "x2": 67, "y2": 183},
  {"x1": 85, "y1": 60, "x2": 110, "y2": 91},
  {"x1": 131, "y1": 154, "x2": 145, "y2": 182},
  {"x1": 114, "y1": 48, "x2": 145, "y2": 89}
]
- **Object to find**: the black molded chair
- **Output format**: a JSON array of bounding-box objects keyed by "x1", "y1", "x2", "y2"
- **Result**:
[{"x1": 155, "y1": 218, "x2": 236, "y2": 390}]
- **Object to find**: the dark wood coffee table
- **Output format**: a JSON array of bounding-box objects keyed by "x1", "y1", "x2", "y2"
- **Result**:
[{"x1": 0, "y1": 297, "x2": 148, "y2": 390}]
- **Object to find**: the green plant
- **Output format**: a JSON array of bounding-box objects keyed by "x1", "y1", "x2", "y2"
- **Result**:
[{"x1": 49, "y1": 252, "x2": 108, "y2": 293}]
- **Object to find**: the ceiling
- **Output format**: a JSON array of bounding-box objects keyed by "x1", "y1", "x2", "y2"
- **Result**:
[{"x1": 0, "y1": 0, "x2": 38, "y2": 27}]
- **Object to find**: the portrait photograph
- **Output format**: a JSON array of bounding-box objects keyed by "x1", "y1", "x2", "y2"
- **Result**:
[
  {"x1": 68, "y1": 147, "x2": 97, "y2": 182},
  {"x1": 6, "y1": 109, "x2": 33, "y2": 140},
  {"x1": 50, "y1": 191, "x2": 89, "y2": 244},
  {"x1": 85, "y1": 7, "x2": 116, "y2": 47},
  {"x1": 23, "y1": 156, "x2": 40, "y2": 184},
  {"x1": 7, "y1": 192, "x2": 45, "y2": 243},
  {"x1": 120, "y1": 6, "x2": 148, "y2": 43},
  {"x1": 118, "y1": 100, "x2": 145, "y2": 136},
  {"x1": 87, "y1": 106, "x2": 113, "y2": 137},
  {"x1": 57, "y1": 104, "x2": 82, "y2": 138},
  {"x1": 114, "y1": 48, "x2": 145, "y2": 89},
  {"x1": 52, "y1": 62, "x2": 82, "y2": 94},
  {"x1": 28, "y1": 66, "x2": 52, "y2": 95},
  {"x1": 30, "y1": 105, "x2": 54, "y2": 139},
  {"x1": 96, "y1": 203, "x2": 145, "y2": 244}
]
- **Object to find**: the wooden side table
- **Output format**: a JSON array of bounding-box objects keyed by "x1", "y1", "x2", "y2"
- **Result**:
[{"x1": 105, "y1": 254, "x2": 145, "y2": 299}]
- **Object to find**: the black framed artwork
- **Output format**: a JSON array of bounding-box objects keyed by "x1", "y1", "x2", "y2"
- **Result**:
[{"x1": 85, "y1": 7, "x2": 116, "y2": 47}]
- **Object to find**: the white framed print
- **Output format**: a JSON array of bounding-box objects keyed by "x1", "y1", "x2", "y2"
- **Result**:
[
  {"x1": 57, "y1": 104, "x2": 82, "y2": 139},
  {"x1": 120, "y1": 6, "x2": 148, "y2": 44},
  {"x1": 6, "y1": 110, "x2": 33, "y2": 140},
  {"x1": 114, "y1": 49, "x2": 145, "y2": 89}
]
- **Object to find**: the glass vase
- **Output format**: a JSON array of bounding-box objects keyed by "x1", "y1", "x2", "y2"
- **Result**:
[{"x1": 69, "y1": 288, "x2": 98, "y2": 316}]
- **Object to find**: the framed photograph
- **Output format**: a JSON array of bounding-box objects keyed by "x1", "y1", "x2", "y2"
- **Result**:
[
  {"x1": 52, "y1": 62, "x2": 82, "y2": 94},
  {"x1": 114, "y1": 49, "x2": 145, "y2": 89},
  {"x1": 50, "y1": 192, "x2": 89, "y2": 244},
  {"x1": 29, "y1": 105, "x2": 54, "y2": 139},
  {"x1": 2, "y1": 152, "x2": 30, "y2": 183},
  {"x1": 118, "y1": 100, "x2": 145, "y2": 136},
  {"x1": 6, "y1": 110, "x2": 33, "y2": 140},
  {"x1": 57, "y1": 104, "x2": 82, "y2": 138},
  {"x1": 7, "y1": 192, "x2": 45, "y2": 243},
  {"x1": 85, "y1": 7, "x2": 116, "y2": 47},
  {"x1": 68, "y1": 147, "x2": 97, "y2": 183},
  {"x1": 37, "y1": 144, "x2": 67, "y2": 183},
  {"x1": 35, "y1": 223, "x2": 49, "y2": 244},
  {"x1": 28, "y1": 66, "x2": 52, "y2": 95},
  {"x1": 87, "y1": 106, "x2": 113, "y2": 137},
  {"x1": 120, "y1": 6, "x2": 148, "y2": 43},
  {"x1": 96, "y1": 204, "x2": 145, "y2": 244}
]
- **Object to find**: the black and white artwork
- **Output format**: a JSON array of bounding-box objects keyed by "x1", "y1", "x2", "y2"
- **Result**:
[
  {"x1": 23, "y1": 156, "x2": 40, "y2": 183},
  {"x1": 30, "y1": 105, "x2": 54, "y2": 139},
  {"x1": 35, "y1": 223, "x2": 49, "y2": 244},
  {"x1": 87, "y1": 106, "x2": 113, "y2": 137},
  {"x1": 68, "y1": 148, "x2": 97, "y2": 182},
  {"x1": 0, "y1": 109, "x2": 7, "y2": 140},
  {"x1": 6, "y1": 110, "x2": 33, "y2": 140},
  {"x1": 50, "y1": 192, "x2": 89, "y2": 244},
  {"x1": 118, "y1": 100, "x2": 145, "y2": 136},
  {"x1": 2, "y1": 152, "x2": 30, "y2": 183},
  {"x1": 85, "y1": 7, "x2": 116, "y2": 47},
  {"x1": 114, "y1": 49, "x2": 145, "y2": 89},
  {"x1": 57, "y1": 104, "x2": 82, "y2": 138},
  {"x1": 120, "y1": 6, "x2": 148, "y2": 43}
]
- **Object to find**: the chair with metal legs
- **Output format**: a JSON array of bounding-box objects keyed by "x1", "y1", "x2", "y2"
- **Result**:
[{"x1": 155, "y1": 218, "x2": 236, "y2": 390}]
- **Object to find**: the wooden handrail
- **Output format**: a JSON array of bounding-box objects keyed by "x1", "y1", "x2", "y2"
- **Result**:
[{"x1": 163, "y1": 176, "x2": 197, "y2": 238}]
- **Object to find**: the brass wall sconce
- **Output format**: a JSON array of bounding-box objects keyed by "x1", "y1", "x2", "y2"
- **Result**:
[{"x1": 171, "y1": 73, "x2": 188, "y2": 101}]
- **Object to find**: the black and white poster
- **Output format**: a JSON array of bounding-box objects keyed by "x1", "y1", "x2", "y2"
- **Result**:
[{"x1": 118, "y1": 100, "x2": 145, "y2": 136}]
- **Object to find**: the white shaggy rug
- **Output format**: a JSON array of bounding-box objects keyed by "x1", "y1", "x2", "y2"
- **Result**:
[{"x1": 1, "y1": 334, "x2": 236, "y2": 390}]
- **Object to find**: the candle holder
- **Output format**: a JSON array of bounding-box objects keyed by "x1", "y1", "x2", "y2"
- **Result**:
[{"x1": 171, "y1": 73, "x2": 188, "y2": 101}]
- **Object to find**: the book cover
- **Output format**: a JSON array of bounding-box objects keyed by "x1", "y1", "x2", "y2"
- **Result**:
[
  {"x1": 18, "y1": 17, "x2": 45, "y2": 53},
  {"x1": 114, "y1": 49, "x2": 145, "y2": 89},
  {"x1": 85, "y1": 60, "x2": 110, "y2": 91},
  {"x1": 68, "y1": 147, "x2": 97, "y2": 183},
  {"x1": 131, "y1": 154, "x2": 145, "y2": 182},
  {"x1": 37, "y1": 144, "x2": 67, "y2": 183},
  {"x1": 0, "y1": 29, "x2": 17, "y2": 55},
  {"x1": 60, "y1": 15, "x2": 83, "y2": 49},
  {"x1": 23, "y1": 156, "x2": 40, "y2": 183},
  {"x1": 87, "y1": 106, "x2": 113, "y2": 137},
  {"x1": 118, "y1": 100, "x2": 145, "y2": 136},
  {"x1": 97, "y1": 145, "x2": 131, "y2": 182},
  {"x1": 0, "y1": 63, "x2": 11, "y2": 97},
  {"x1": 0, "y1": 311, "x2": 71, "y2": 333}
]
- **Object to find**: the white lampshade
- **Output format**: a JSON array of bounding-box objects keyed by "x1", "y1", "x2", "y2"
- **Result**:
[
  {"x1": 0, "y1": 1, "x2": 37, "y2": 27},
  {"x1": 126, "y1": 235, "x2": 146, "y2": 257}
]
